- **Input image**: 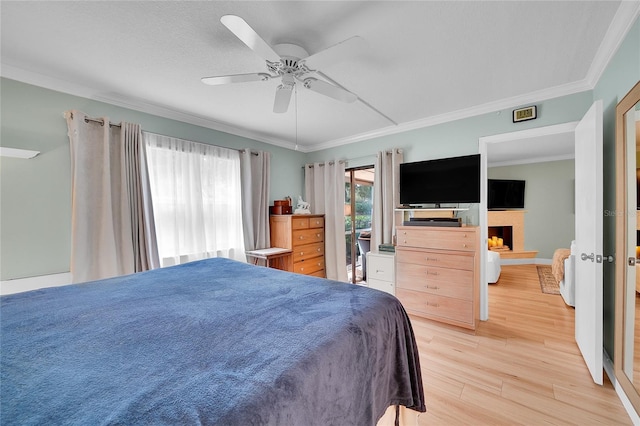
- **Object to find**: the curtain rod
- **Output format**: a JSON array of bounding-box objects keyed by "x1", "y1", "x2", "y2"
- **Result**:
[
  {"x1": 304, "y1": 149, "x2": 403, "y2": 168},
  {"x1": 69, "y1": 113, "x2": 258, "y2": 156},
  {"x1": 304, "y1": 160, "x2": 346, "y2": 168},
  {"x1": 143, "y1": 131, "x2": 258, "y2": 156},
  {"x1": 68, "y1": 112, "x2": 121, "y2": 128}
]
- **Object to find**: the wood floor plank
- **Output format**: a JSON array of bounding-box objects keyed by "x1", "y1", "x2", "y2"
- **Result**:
[{"x1": 387, "y1": 264, "x2": 631, "y2": 425}]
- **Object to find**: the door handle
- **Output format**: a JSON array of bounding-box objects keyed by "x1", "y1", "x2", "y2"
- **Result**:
[
  {"x1": 581, "y1": 252, "x2": 614, "y2": 263},
  {"x1": 581, "y1": 253, "x2": 594, "y2": 262}
]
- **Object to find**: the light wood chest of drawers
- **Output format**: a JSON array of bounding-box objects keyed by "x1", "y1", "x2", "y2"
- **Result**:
[
  {"x1": 395, "y1": 226, "x2": 479, "y2": 330},
  {"x1": 270, "y1": 215, "x2": 325, "y2": 278}
]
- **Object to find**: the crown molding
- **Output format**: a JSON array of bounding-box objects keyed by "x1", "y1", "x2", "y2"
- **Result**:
[
  {"x1": 2, "y1": 1, "x2": 637, "y2": 154},
  {"x1": 0, "y1": 63, "x2": 298, "y2": 151},
  {"x1": 307, "y1": 80, "x2": 590, "y2": 152},
  {"x1": 585, "y1": 1, "x2": 640, "y2": 87}
]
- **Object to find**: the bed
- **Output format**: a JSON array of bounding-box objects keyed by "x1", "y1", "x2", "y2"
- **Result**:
[{"x1": 1, "y1": 258, "x2": 425, "y2": 425}]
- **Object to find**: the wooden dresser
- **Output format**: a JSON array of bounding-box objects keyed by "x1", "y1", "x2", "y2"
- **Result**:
[
  {"x1": 395, "y1": 225, "x2": 479, "y2": 330},
  {"x1": 270, "y1": 214, "x2": 325, "y2": 278}
]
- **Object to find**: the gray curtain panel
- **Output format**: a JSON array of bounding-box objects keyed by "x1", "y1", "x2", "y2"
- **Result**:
[
  {"x1": 371, "y1": 149, "x2": 403, "y2": 252},
  {"x1": 305, "y1": 161, "x2": 347, "y2": 282},
  {"x1": 240, "y1": 149, "x2": 271, "y2": 252},
  {"x1": 66, "y1": 111, "x2": 158, "y2": 283}
]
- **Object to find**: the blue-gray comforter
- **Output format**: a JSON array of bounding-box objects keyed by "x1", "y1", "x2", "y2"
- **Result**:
[{"x1": 1, "y1": 258, "x2": 425, "y2": 425}]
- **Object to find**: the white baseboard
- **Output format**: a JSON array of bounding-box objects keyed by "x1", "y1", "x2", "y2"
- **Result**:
[
  {"x1": 604, "y1": 350, "x2": 640, "y2": 425},
  {"x1": 1, "y1": 272, "x2": 72, "y2": 295}
]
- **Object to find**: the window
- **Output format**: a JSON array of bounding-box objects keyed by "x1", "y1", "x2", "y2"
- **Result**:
[{"x1": 144, "y1": 133, "x2": 245, "y2": 267}]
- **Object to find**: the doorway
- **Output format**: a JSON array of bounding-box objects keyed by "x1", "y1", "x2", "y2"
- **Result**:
[
  {"x1": 345, "y1": 166, "x2": 375, "y2": 284},
  {"x1": 479, "y1": 121, "x2": 579, "y2": 320}
]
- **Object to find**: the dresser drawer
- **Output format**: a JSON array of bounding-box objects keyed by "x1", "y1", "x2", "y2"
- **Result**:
[
  {"x1": 396, "y1": 288, "x2": 473, "y2": 324},
  {"x1": 308, "y1": 216, "x2": 324, "y2": 229},
  {"x1": 293, "y1": 242, "x2": 324, "y2": 263},
  {"x1": 292, "y1": 228, "x2": 324, "y2": 246},
  {"x1": 397, "y1": 227, "x2": 476, "y2": 251},
  {"x1": 294, "y1": 258, "x2": 325, "y2": 275},
  {"x1": 367, "y1": 253, "x2": 395, "y2": 282},
  {"x1": 396, "y1": 263, "x2": 473, "y2": 300},
  {"x1": 396, "y1": 247, "x2": 474, "y2": 270},
  {"x1": 368, "y1": 278, "x2": 395, "y2": 295},
  {"x1": 292, "y1": 216, "x2": 311, "y2": 229},
  {"x1": 291, "y1": 215, "x2": 324, "y2": 230}
]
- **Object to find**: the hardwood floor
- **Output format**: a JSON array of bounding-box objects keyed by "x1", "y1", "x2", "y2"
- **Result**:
[{"x1": 381, "y1": 264, "x2": 631, "y2": 425}]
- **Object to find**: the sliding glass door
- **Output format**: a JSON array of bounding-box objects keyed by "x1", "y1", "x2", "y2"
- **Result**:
[{"x1": 344, "y1": 167, "x2": 374, "y2": 284}]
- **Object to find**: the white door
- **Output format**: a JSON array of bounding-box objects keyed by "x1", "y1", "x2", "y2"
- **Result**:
[{"x1": 574, "y1": 100, "x2": 604, "y2": 385}]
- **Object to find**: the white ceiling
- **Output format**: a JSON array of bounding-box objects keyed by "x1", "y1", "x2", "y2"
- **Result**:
[
  {"x1": 487, "y1": 131, "x2": 576, "y2": 167},
  {"x1": 1, "y1": 1, "x2": 637, "y2": 154}
]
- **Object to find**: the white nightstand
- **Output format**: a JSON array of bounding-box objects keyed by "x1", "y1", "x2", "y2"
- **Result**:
[{"x1": 366, "y1": 252, "x2": 395, "y2": 295}]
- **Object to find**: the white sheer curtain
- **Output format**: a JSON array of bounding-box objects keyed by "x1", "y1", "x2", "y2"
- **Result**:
[
  {"x1": 371, "y1": 149, "x2": 403, "y2": 252},
  {"x1": 144, "y1": 133, "x2": 246, "y2": 267},
  {"x1": 305, "y1": 161, "x2": 347, "y2": 282},
  {"x1": 240, "y1": 150, "x2": 270, "y2": 252},
  {"x1": 65, "y1": 110, "x2": 159, "y2": 283}
]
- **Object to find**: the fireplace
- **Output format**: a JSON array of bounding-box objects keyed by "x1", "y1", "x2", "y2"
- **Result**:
[
  {"x1": 487, "y1": 210, "x2": 537, "y2": 259},
  {"x1": 488, "y1": 225, "x2": 513, "y2": 249}
]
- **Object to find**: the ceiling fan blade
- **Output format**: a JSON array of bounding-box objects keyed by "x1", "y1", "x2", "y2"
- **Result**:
[
  {"x1": 220, "y1": 15, "x2": 281, "y2": 63},
  {"x1": 273, "y1": 84, "x2": 293, "y2": 113},
  {"x1": 201, "y1": 73, "x2": 272, "y2": 86},
  {"x1": 303, "y1": 78, "x2": 357, "y2": 103},
  {"x1": 303, "y1": 36, "x2": 367, "y2": 69}
]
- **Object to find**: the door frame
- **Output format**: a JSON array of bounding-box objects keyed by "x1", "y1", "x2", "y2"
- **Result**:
[{"x1": 478, "y1": 121, "x2": 579, "y2": 320}]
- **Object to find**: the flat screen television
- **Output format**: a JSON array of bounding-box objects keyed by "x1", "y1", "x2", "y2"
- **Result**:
[
  {"x1": 399, "y1": 154, "x2": 480, "y2": 206},
  {"x1": 488, "y1": 179, "x2": 526, "y2": 209}
]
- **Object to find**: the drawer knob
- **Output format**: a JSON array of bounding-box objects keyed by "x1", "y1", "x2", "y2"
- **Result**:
[
  {"x1": 317, "y1": 248, "x2": 321, "y2": 252},
  {"x1": 462, "y1": 243, "x2": 467, "y2": 248},
  {"x1": 316, "y1": 234, "x2": 320, "y2": 237},
  {"x1": 299, "y1": 236, "x2": 304, "y2": 240},
  {"x1": 300, "y1": 252, "x2": 304, "y2": 255}
]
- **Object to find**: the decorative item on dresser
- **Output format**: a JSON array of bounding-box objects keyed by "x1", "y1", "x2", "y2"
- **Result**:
[
  {"x1": 395, "y1": 226, "x2": 480, "y2": 330},
  {"x1": 270, "y1": 214, "x2": 325, "y2": 277}
]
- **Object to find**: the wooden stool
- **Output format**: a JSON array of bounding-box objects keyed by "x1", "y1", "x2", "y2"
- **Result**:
[{"x1": 245, "y1": 248, "x2": 293, "y2": 272}]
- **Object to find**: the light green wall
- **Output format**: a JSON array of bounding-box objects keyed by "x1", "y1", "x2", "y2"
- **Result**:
[
  {"x1": 593, "y1": 16, "x2": 640, "y2": 359},
  {"x1": 0, "y1": 78, "x2": 305, "y2": 280},
  {"x1": 488, "y1": 160, "x2": 575, "y2": 259}
]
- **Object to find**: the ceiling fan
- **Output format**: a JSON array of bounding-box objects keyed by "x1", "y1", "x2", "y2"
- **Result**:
[{"x1": 202, "y1": 15, "x2": 366, "y2": 114}]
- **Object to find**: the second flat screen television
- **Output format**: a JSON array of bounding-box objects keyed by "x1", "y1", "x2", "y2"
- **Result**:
[{"x1": 399, "y1": 154, "x2": 480, "y2": 206}]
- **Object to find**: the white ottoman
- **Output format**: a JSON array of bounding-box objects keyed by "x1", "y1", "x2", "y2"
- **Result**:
[{"x1": 487, "y1": 250, "x2": 501, "y2": 284}]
